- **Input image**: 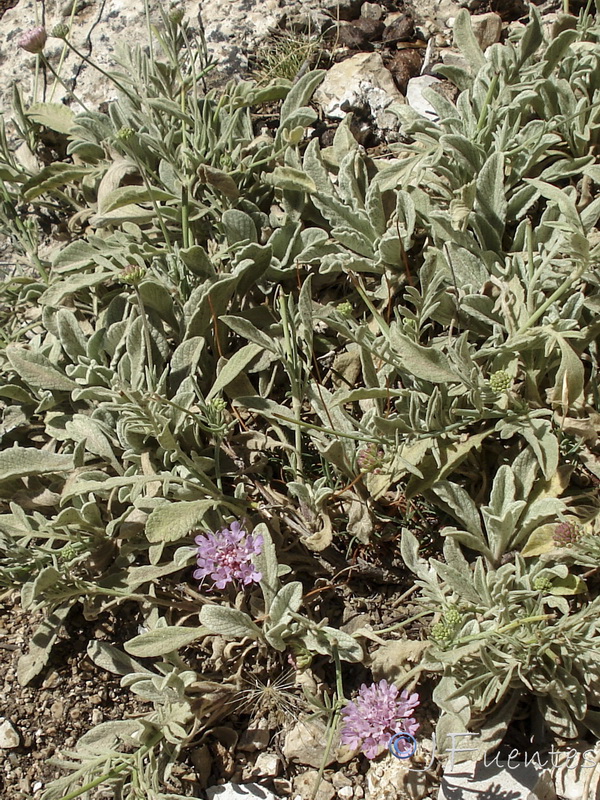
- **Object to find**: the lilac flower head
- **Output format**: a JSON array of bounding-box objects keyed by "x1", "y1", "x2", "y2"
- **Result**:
[
  {"x1": 340, "y1": 679, "x2": 419, "y2": 760},
  {"x1": 193, "y1": 521, "x2": 263, "y2": 590},
  {"x1": 554, "y1": 520, "x2": 582, "y2": 547},
  {"x1": 18, "y1": 27, "x2": 47, "y2": 54}
]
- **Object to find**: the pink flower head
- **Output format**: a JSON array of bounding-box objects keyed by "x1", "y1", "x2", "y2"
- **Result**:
[
  {"x1": 340, "y1": 679, "x2": 420, "y2": 759},
  {"x1": 193, "y1": 521, "x2": 263, "y2": 590},
  {"x1": 18, "y1": 26, "x2": 47, "y2": 54}
]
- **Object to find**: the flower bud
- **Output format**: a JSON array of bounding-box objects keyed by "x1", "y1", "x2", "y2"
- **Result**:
[
  {"x1": 337, "y1": 301, "x2": 353, "y2": 318},
  {"x1": 51, "y1": 23, "x2": 70, "y2": 39},
  {"x1": 120, "y1": 264, "x2": 146, "y2": 285},
  {"x1": 116, "y1": 126, "x2": 135, "y2": 141},
  {"x1": 356, "y1": 443, "x2": 385, "y2": 474},
  {"x1": 489, "y1": 370, "x2": 512, "y2": 393},
  {"x1": 18, "y1": 26, "x2": 47, "y2": 54},
  {"x1": 553, "y1": 521, "x2": 582, "y2": 547}
]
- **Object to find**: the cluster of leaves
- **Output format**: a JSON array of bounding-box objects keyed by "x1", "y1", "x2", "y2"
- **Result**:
[{"x1": 1, "y1": 2, "x2": 600, "y2": 796}]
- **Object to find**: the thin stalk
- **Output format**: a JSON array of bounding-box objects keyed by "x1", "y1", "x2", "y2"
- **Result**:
[
  {"x1": 59, "y1": 38, "x2": 138, "y2": 103},
  {"x1": 516, "y1": 259, "x2": 589, "y2": 337},
  {"x1": 59, "y1": 731, "x2": 163, "y2": 800},
  {"x1": 130, "y1": 152, "x2": 174, "y2": 253},
  {"x1": 49, "y1": 3, "x2": 78, "y2": 102},
  {"x1": 279, "y1": 292, "x2": 304, "y2": 481},
  {"x1": 40, "y1": 54, "x2": 89, "y2": 111},
  {"x1": 311, "y1": 646, "x2": 344, "y2": 800}
]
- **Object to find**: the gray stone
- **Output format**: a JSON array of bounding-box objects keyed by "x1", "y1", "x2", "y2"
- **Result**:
[
  {"x1": 361, "y1": 3, "x2": 385, "y2": 21},
  {"x1": 206, "y1": 782, "x2": 279, "y2": 800},
  {"x1": 469, "y1": 12, "x2": 503, "y2": 50},
  {"x1": 0, "y1": 718, "x2": 20, "y2": 749},
  {"x1": 405, "y1": 75, "x2": 442, "y2": 120},
  {"x1": 313, "y1": 51, "x2": 404, "y2": 136},
  {"x1": 438, "y1": 760, "x2": 556, "y2": 800}
]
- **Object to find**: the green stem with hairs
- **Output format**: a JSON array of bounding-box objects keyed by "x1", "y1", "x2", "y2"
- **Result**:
[{"x1": 59, "y1": 731, "x2": 164, "y2": 800}]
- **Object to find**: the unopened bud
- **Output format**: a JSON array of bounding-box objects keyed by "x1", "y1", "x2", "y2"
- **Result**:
[{"x1": 18, "y1": 26, "x2": 47, "y2": 54}]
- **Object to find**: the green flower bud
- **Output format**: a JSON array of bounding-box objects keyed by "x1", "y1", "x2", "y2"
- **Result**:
[
  {"x1": 116, "y1": 126, "x2": 135, "y2": 141},
  {"x1": 210, "y1": 397, "x2": 227, "y2": 412},
  {"x1": 337, "y1": 301, "x2": 353, "y2": 318},
  {"x1": 169, "y1": 6, "x2": 185, "y2": 24},
  {"x1": 444, "y1": 606, "x2": 462, "y2": 626},
  {"x1": 120, "y1": 264, "x2": 146, "y2": 285},
  {"x1": 51, "y1": 24, "x2": 70, "y2": 39},
  {"x1": 431, "y1": 622, "x2": 454, "y2": 642},
  {"x1": 533, "y1": 576, "x2": 553, "y2": 592},
  {"x1": 489, "y1": 370, "x2": 512, "y2": 393}
]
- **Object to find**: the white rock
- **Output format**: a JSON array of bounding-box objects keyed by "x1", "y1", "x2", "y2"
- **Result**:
[
  {"x1": 0, "y1": 718, "x2": 20, "y2": 749},
  {"x1": 439, "y1": 48, "x2": 470, "y2": 71},
  {"x1": 405, "y1": 75, "x2": 442, "y2": 120},
  {"x1": 283, "y1": 720, "x2": 337, "y2": 769},
  {"x1": 313, "y1": 51, "x2": 404, "y2": 135},
  {"x1": 367, "y1": 754, "x2": 432, "y2": 800},
  {"x1": 293, "y1": 770, "x2": 335, "y2": 800},
  {"x1": 438, "y1": 760, "x2": 556, "y2": 800},
  {"x1": 469, "y1": 12, "x2": 503, "y2": 51},
  {"x1": 252, "y1": 753, "x2": 281, "y2": 778},
  {"x1": 553, "y1": 744, "x2": 600, "y2": 800},
  {"x1": 206, "y1": 782, "x2": 280, "y2": 800}
]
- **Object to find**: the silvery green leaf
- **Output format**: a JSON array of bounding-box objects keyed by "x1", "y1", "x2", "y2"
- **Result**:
[
  {"x1": 98, "y1": 185, "x2": 175, "y2": 214},
  {"x1": 280, "y1": 69, "x2": 326, "y2": 125},
  {"x1": 222, "y1": 209, "x2": 257, "y2": 245},
  {"x1": 220, "y1": 315, "x2": 277, "y2": 353},
  {"x1": 22, "y1": 163, "x2": 92, "y2": 200},
  {"x1": 27, "y1": 102, "x2": 75, "y2": 134},
  {"x1": 269, "y1": 166, "x2": 316, "y2": 193},
  {"x1": 138, "y1": 280, "x2": 179, "y2": 330},
  {"x1": 6, "y1": 345, "x2": 76, "y2": 391},
  {"x1": 453, "y1": 10, "x2": 485, "y2": 70},
  {"x1": 253, "y1": 524, "x2": 279, "y2": 610},
  {"x1": 206, "y1": 343, "x2": 263, "y2": 401},
  {"x1": 17, "y1": 604, "x2": 71, "y2": 686},
  {"x1": 56, "y1": 308, "x2": 87, "y2": 360},
  {"x1": 269, "y1": 581, "x2": 303, "y2": 627},
  {"x1": 387, "y1": 330, "x2": 458, "y2": 383},
  {"x1": 0, "y1": 446, "x2": 73, "y2": 482},
  {"x1": 199, "y1": 605, "x2": 262, "y2": 640},
  {"x1": 64, "y1": 415, "x2": 118, "y2": 467},
  {"x1": 124, "y1": 626, "x2": 208, "y2": 657},
  {"x1": 87, "y1": 640, "x2": 153, "y2": 676},
  {"x1": 76, "y1": 720, "x2": 142, "y2": 754},
  {"x1": 301, "y1": 625, "x2": 363, "y2": 662},
  {"x1": 432, "y1": 562, "x2": 481, "y2": 605},
  {"x1": 145, "y1": 499, "x2": 215, "y2": 544}
]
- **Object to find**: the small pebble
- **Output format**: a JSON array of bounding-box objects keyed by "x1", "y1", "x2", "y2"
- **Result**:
[{"x1": 0, "y1": 719, "x2": 20, "y2": 749}]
